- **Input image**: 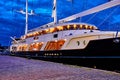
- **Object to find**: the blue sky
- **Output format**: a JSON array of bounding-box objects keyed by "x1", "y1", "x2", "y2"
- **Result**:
[{"x1": 0, "y1": 0, "x2": 120, "y2": 46}]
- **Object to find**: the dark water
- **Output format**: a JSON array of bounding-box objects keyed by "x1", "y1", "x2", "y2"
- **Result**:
[
  {"x1": 35, "y1": 58, "x2": 120, "y2": 73},
  {"x1": 10, "y1": 52, "x2": 120, "y2": 73}
]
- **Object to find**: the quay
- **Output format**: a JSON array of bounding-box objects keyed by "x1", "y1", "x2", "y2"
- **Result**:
[{"x1": 0, "y1": 55, "x2": 120, "y2": 80}]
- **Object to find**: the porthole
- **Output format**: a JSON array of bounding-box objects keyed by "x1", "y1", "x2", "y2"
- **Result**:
[
  {"x1": 83, "y1": 40, "x2": 86, "y2": 45},
  {"x1": 76, "y1": 41, "x2": 80, "y2": 46},
  {"x1": 53, "y1": 34, "x2": 58, "y2": 38}
]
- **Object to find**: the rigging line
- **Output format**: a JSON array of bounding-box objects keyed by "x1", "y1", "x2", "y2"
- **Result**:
[
  {"x1": 98, "y1": 6, "x2": 120, "y2": 27},
  {"x1": 17, "y1": 0, "x2": 23, "y2": 36},
  {"x1": 13, "y1": 0, "x2": 22, "y2": 36},
  {"x1": 73, "y1": 0, "x2": 88, "y2": 34},
  {"x1": 69, "y1": 0, "x2": 74, "y2": 14},
  {"x1": 86, "y1": 12, "x2": 98, "y2": 23},
  {"x1": 83, "y1": 0, "x2": 87, "y2": 10},
  {"x1": 79, "y1": 0, "x2": 87, "y2": 22},
  {"x1": 12, "y1": 0, "x2": 15, "y2": 35},
  {"x1": 20, "y1": 0, "x2": 23, "y2": 35},
  {"x1": 11, "y1": 0, "x2": 14, "y2": 18},
  {"x1": 31, "y1": 0, "x2": 34, "y2": 29},
  {"x1": 71, "y1": 0, "x2": 74, "y2": 8}
]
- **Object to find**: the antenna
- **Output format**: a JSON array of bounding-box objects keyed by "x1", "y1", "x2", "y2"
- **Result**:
[{"x1": 25, "y1": 0, "x2": 28, "y2": 34}]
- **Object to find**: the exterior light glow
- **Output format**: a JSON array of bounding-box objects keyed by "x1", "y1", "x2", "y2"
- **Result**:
[
  {"x1": 41, "y1": 42, "x2": 44, "y2": 44},
  {"x1": 80, "y1": 25, "x2": 82, "y2": 28},
  {"x1": 85, "y1": 25, "x2": 87, "y2": 29},
  {"x1": 50, "y1": 28, "x2": 55, "y2": 33},
  {"x1": 74, "y1": 24, "x2": 76, "y2": 28},
  {"x1": 55, "y1": 40, "x2": 57, "y2": 42},
  {"x1": 64, "y1": 39, "x2": 67, "y2": 41},
  {"x1": 67, "y1": 25, "x2": 70, "y2": 29}
]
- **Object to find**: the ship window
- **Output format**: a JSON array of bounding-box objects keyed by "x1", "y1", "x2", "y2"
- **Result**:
[
  {"x1": 69, "y1": 25, "x2": 74, "y2": 30},
  {"x1": 57, "y1": 26, "x2": 63, "y2": 31},
  {"x1": 53, "y1": 34, "x2": 58, "y2": 38},
  {"x1": 12, "y1": 47, "x2": 17, "y2": 51},
  {"x1": 73, "y1": 24, "x2": 76, "y2": 29},
  {"x1": 76, "y1": 25, "x2": 80, "y2": 29},
  {"x1": 56, "y1": 28, "x2": 59, "y2": 32},
  {"x1": 67, "y1": 25, "x2": 70, "y2": 30},
  {"x1": 85, "y1": 25, "x2": 88, "y2": 29},
  {"x1": 63, "y1": 25, "x2": 68, "y2": 30},
  {"x1": 34, "y1": 36, "x2": 39, "y2": 40},
  {"x1": 44, "y1": 40, "x2": 65, "y2": 50},
  {"x1": 87, "y1": 26, "x2": 91, "y2": 29},
  {"x1": 84, "y1": 32, "x2": 87, "y2": 34},
  {"x1": 53, "y1": 28, "x2": 59, "y2": 33},
  {"x1": 83, "y1": 40, "x2": 86, "y2": 45},
  {"x1": 22, "y1": 45, "x2": 27, "y2": 51},
  {"x1": 42, "y1": 30, "x2": 47, "y2": 34},
  {"x1": 69, "y1": 33, "x2": 72, "y2": 36},
  {"x1": 91, "y1": 26, "x2": 94, "y2": 30},
  {"x1": 29, "y1": 42, "x2": 43, "y2": 51},
  {"x1": 38, "y1": 31, "x2": 42, "y2": 35},
  {"x1": 76, "y1": 41, "x2": 80, "y2": 46},
  {"x1": 90, "y1": 30, "x2": 93, "y2": 32},
  {"x1": 82, "y1": 25, "x2": 86, "y2": 29},
  {"x1": 50, "y1": 28, "x2": 55, "y2": 33}
]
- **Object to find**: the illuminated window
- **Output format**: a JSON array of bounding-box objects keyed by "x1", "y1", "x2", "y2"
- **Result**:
[
  {"x1": 44, "y1": 40, "x2": 65, "y2": 50},
  {"x1": 69, "y1": 25, "x2": 74, "y2": 30},
  {"x1": 76, "y1": 25, "x2": 80, "y2": 29},
  {"x1": 29, "y1": 42, "x2": 43, "y2": 51},
  {"x1": 82, "y1": 25, "x2": 86, "y2": 29}
]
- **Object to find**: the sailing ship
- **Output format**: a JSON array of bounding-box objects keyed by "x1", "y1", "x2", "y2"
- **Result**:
[{"x1": 10, "y1": 0, "x2": 120, "y2": 59}]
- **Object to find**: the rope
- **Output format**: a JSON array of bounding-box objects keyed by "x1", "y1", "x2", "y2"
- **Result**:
[
  {"x1": 86, "y1": 12, "x2": 98, "y2": 23},
  {"x1": 98, "y1": 6, "x2": 120, "y2": 27},
  {"x1": 79, "y1": 0, "x2": 87, "y2": 22},
  {"x1": 12, "y1": 0, "x2": 19, "y2": 36},
  {"x1": 31, "y1": 0, "x2": 34, "y2": 29}
]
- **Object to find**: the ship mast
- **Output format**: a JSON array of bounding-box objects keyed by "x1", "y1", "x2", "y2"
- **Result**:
[
  {"x1": 25, "y1": 0, "x2": 28, "y2": 34},
  {"x1": 28, "y1": 0, "x2": 120, "y2": 32},
  {"x1": 52, "y1": 0, "x2": 57, "y2": 24}
]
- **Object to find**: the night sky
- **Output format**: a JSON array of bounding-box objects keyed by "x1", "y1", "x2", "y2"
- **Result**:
[{"x1": 0, "y1": 0, "x2": 120, "y2": 46}]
